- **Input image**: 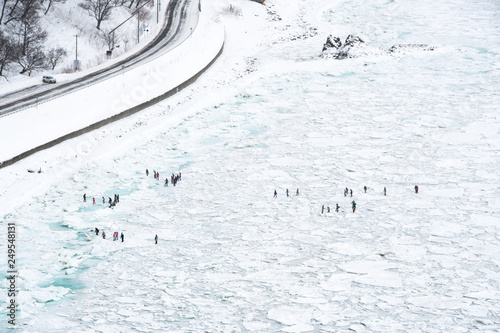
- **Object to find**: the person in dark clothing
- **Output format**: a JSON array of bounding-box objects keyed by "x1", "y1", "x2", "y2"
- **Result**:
[
  {"x1": 95, "y1": 227, "x2": 99, "y2": 235},
  {"x1": 274, "y1": 190, "x2": 277, "y2": 197},
  {"x1": 414, "y1": 185, "x2": 419, "y2": 194},
  {"x1": 155, "y1": 235, "x2": 158, "y2": 244},
  {"x1": 384, "y1": 187, "x2": 386, "y2": 196},
  {"x1": 83, "y1": 193, "x2": 86, "y2": 202},
  {"x1": 146, "y1": 169, "x2": 149, "y2": 176},
  {"x1": 364, "y1": 186, "x2": 367, "y2": 193},
  {"x1": 121, "y1": 233, "x2": 124, "y2": 242}
]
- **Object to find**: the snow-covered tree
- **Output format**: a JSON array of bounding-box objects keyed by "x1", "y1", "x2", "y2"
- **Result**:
[
  {"x1": 40, "y1": 0, "x2": 67, "y2": 15},
  {"x1": 2, "y1": 0, "x2": 41, "y2": 25},
  {"x1": 17, "y1": 48, "x2": 47, "y2": 75},
  {"x1": 10, "y1": 9, "x2": 47, "y2": 56},
  {"x1": 47, "y1": 47, "x2": 67, "y2": 70},
  {"x1": 79, "y1": 0, "x2": 119, "y2": 30},
  {"x1": 0, "y1": 31, "x2": 19, "y2": 76}
]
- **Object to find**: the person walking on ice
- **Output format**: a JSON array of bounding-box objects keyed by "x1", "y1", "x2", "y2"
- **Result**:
[
  {"x1": 121, "y1": 233, "x2": 124, "y2": 242},
  {"x1": 384, "y1": 187, "x2": 387, "y2": 196},
  {"x1": 296, "y1": 188, "x2": 299, "y2": 195},
  {"x1": 351, "y1": 200, "x2": 357, "y2": 213},
  {"x1": 286, "y1": 189, "x2": 289, "y2": 197},
  {"x1": 336, "y1": 203, "x2": 339, "y2": 213},
  {"x1": 165, "y1": 178, "x2": 168, "y2": 186},
  {"x1": 414, "y1": 185, "x2": 419, "y2": 194},
  {"x1": 364, "y1": 186, "x2": 367, "y2": 193},
  {"x1": 155, "y1": 235, "x2": 158, "y2": 244},
  {"x1": 146, "y1": 169, "x2": 149, "y2": 176},
  {"x1": 274, "y1": 190, "x2": 277, "y2": 198},
  {"x1": 322, "y1": 205, "x2": 325, "y2": 214}
]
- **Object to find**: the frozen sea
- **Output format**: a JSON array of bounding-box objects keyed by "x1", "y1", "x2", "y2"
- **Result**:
[{"x1": 1, "y1": 0, "x2": 500, "y2": 331}]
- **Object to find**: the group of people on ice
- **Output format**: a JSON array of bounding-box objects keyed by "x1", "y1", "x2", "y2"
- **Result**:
[
  {"x1": 274, "y1": 188, "x2": 299, "y2": 198},
  {"x1": 83, "y1": 193, "x2": 120, "y2": 208},
  {"x1": 93, "y1": 227, "x2": 160, "y2": 245},
  {"x1": 146, "y1": 169, "x2": 182, "y2": 187},
  {"x1": 321, "y1": 185, "x2": 419, "y2": 214},
  {"x1": 94, "y1": 228, "x2": 124, "y2": 242}
]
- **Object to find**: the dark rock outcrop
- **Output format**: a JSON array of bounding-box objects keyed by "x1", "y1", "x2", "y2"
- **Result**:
[
  {"x1": 321, "y1": 35, "x2": 435, "y2": 59},
  {"x1": 388, "y1": 44, "x2": 435, "y2": 53}
]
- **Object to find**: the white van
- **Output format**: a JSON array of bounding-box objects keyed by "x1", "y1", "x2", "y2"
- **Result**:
[{"x1": 43, "y1": 75, "x2": 56, "y2": 83}]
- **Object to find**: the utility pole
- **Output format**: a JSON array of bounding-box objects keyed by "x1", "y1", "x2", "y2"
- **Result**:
[
  {"x1": 73, "y1": 34, "x2": 80, "y2": 71},
  {"x1": 75, "y1": 34, "x2": 78, "y2": 61}
]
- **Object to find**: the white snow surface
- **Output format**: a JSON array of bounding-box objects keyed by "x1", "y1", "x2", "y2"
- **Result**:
[{"x1": 1, "y1": 0, "x2": 500, "y2": 332}]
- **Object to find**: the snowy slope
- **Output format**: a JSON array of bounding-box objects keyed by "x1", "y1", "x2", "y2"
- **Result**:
[{"x1": 0, "y1": 0, "x2": 162, "y2": 89}]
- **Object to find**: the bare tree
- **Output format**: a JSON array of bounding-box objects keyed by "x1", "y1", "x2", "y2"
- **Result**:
[
  {"x1": 18, "y1": 48, "x2": 47, "y2": 75},
  {"x1": 10, "y1": 10, "x2": 47, "y2": 56},
  {"x1": 0, "y1": 31, "x2": 18, "y2": 76},
  {"x1": 99, "y1": 30, "x2": 118, "y2": 50},
  {"x1": 134, "y1": 0, "x2": 149, "y2": 8},
  {"x1": 0, "y1": 0, "x2": 14, "y2": 24},
  {"x1": 79, "y1": 0, "x2": 119, "y2": 30},
  {"x1": 40, "y1": 0, "x2": 67, "y2": 15},
  {"x1": 47, "y1": 47, "x2": 66, "y2": 69},
  {"x1": 137, "y1": 6, "x2": 150, "y2": 21},
  {"x1": 5, "y1": 1, "x2": 48, "y2": 75},
  {"x1": 1, "y1": 0, "x2": 21, "y2": 24},
  {"x1": 4, "y1": 0, "x2": 40, "y2": 25}
]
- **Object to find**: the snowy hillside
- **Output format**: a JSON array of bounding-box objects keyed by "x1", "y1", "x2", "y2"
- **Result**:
[
  {"x1": 0, "y1": 0, "x2": 160, "y2": 87},
  {"x1": 0, "y1": 0, "x2": 499, "y2": 332}
]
